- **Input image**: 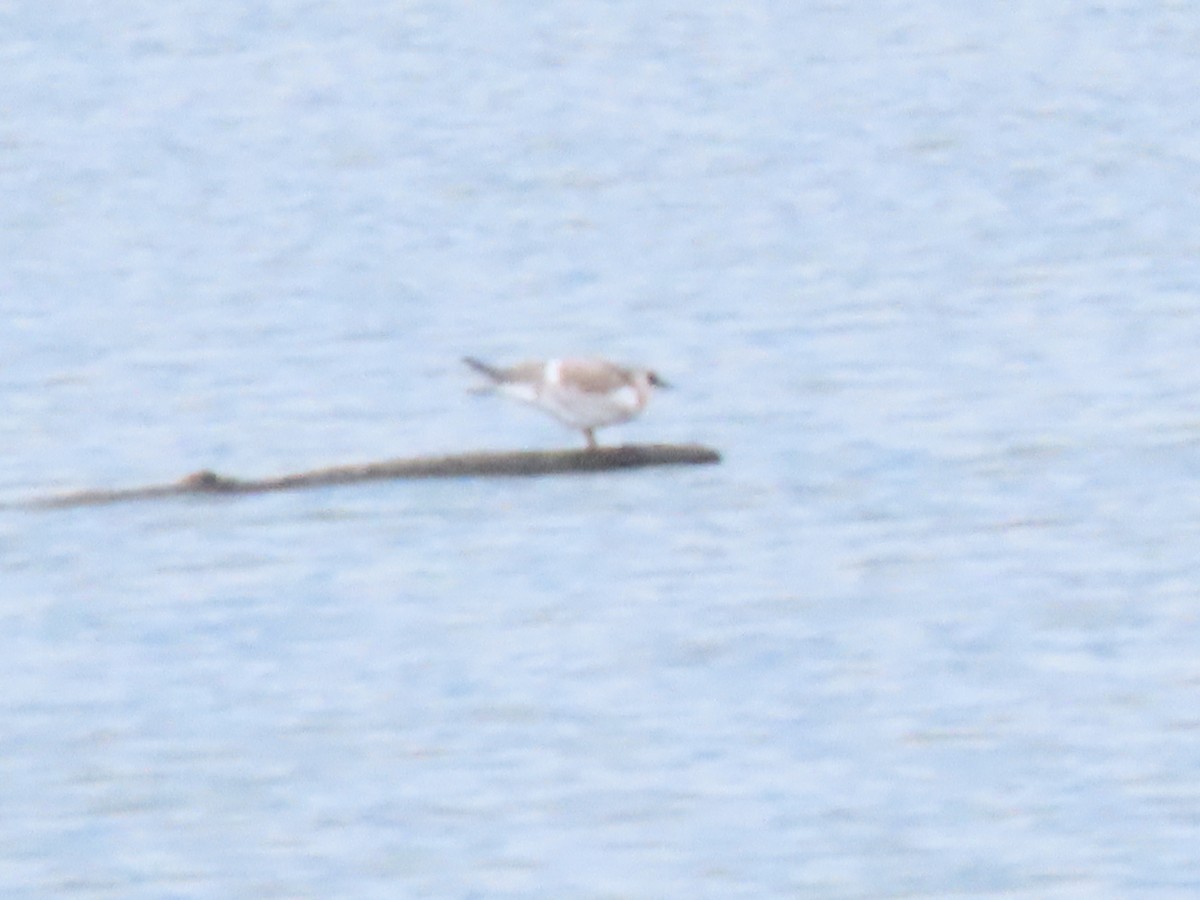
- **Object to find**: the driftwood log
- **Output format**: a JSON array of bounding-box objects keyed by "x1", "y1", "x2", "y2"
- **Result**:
[{"x1": 27, "y1": 443, "x2": 721, "y2": 509}]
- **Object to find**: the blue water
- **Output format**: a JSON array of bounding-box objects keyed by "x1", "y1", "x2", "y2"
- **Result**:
[{"x1": 3, "y1": 2, "x2": 1200, "y2": 897}]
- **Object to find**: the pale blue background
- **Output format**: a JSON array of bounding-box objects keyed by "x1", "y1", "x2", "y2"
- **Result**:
[{"x1": 2, "y1": 2, "x2": 1200, "y2": 897}]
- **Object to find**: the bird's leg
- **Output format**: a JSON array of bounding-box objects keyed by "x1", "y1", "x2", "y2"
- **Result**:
[{"x1": 584, "y1": 428, "x2": 597, "y2": 450}]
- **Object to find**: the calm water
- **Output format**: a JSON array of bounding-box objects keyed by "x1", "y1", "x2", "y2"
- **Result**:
[{"x1": 3, "y1": 2, "x2": 1200, "y2": 897}]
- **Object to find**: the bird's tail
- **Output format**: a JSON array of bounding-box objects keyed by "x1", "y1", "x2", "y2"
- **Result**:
[
  {"x1": 463, "y1": 357, "x2": 507, "y2": 395},
  {"x1": 462, "y1": 356, "x2": 503, "y2": 381}
]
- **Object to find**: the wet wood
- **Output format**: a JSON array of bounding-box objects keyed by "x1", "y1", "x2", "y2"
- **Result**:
[{"x1": 27, "y1": 443, "x2": 721, "y2": 509}]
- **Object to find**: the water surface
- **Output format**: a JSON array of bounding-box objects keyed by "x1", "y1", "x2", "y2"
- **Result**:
[{"x1": 3, "y1": 2, "x2": 1200, "y2": 897}]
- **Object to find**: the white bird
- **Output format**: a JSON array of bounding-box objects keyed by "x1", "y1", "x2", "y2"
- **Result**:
[{"x1": 464, "y1": 356, "x2": 670, "y2": 449}]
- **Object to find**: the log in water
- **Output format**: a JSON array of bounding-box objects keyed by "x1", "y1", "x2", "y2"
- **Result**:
[{"x1": 27, "y1": 443, "x2": 722, "y2": 509}]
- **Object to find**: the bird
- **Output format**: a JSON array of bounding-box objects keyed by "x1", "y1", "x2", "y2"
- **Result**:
[{"x1": 463, "y1": 356, "x2": 670, "y2": 449}]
